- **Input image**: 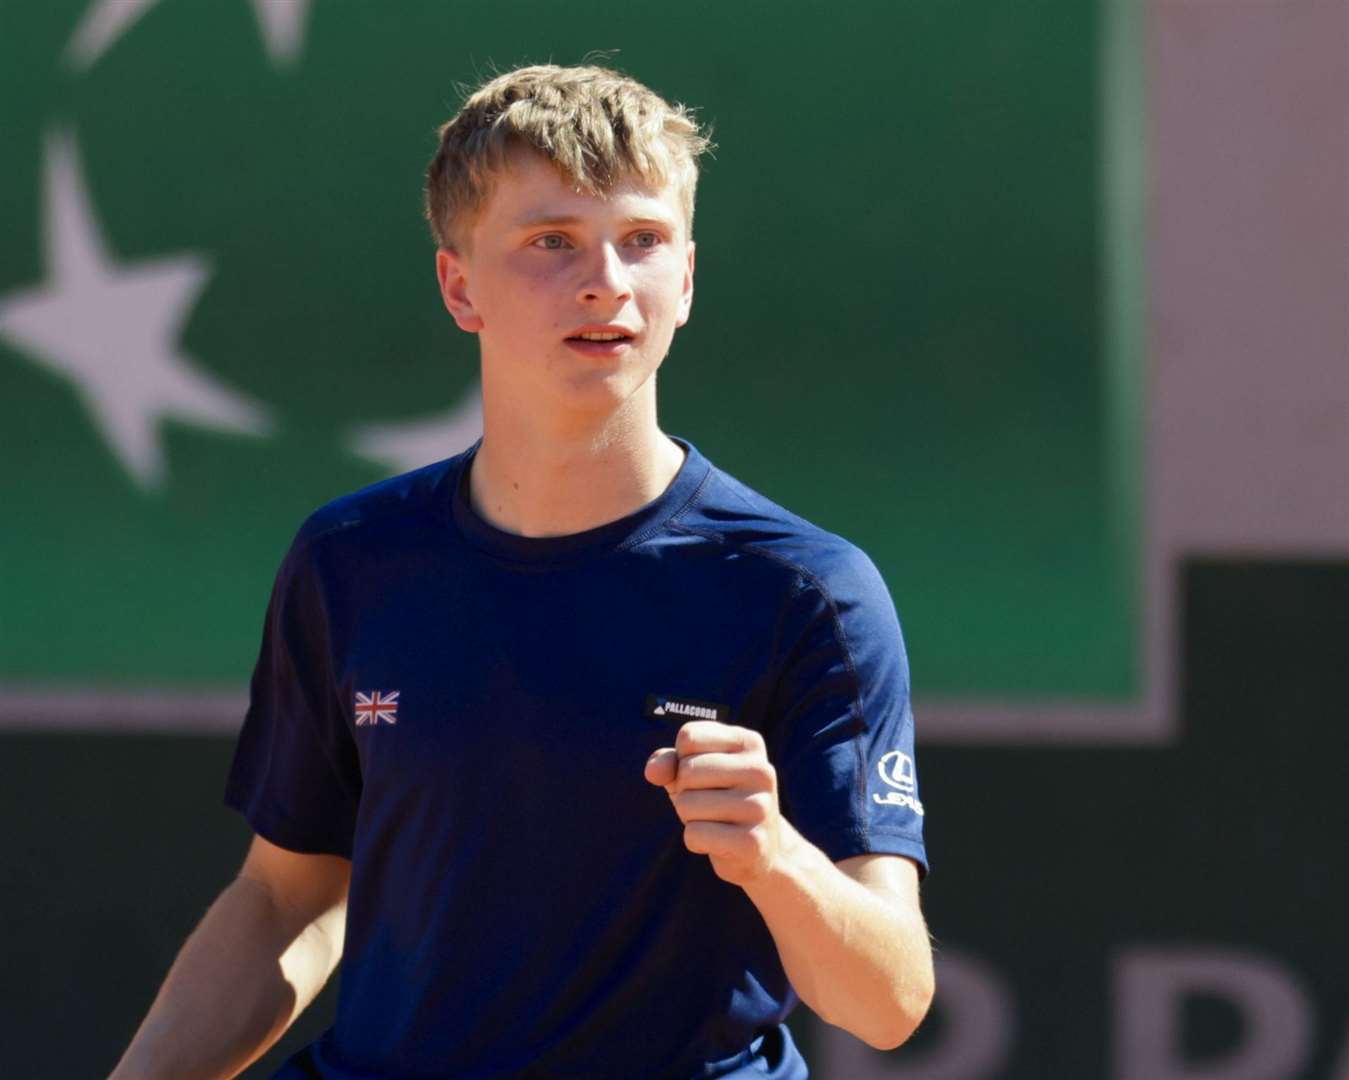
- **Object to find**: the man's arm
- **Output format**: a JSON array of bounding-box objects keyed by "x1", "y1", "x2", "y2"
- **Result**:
[
  {"x1": 742, "y1": 841, "x2": 933, "y2": 1050},
  {"x1": 645, "y1": 722, "x2": 934, "y2": 1050},
  {"x1": 110, "y1": 834, "x2": 350, "y2": 1080}
]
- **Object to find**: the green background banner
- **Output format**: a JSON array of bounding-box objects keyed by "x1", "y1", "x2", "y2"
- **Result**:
[{"x1": 1, "y1": 0, "x2": 1138, "y2": 699}]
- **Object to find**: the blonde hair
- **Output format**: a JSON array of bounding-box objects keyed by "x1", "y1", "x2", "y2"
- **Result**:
[{"x1": 425, "y1": 64, "x2": 712, "y2": 250}]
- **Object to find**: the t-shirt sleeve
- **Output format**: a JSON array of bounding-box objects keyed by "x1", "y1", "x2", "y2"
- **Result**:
[
  {"x1": 769, "y1": 547, "x2": 928, "y2": 876},
  {"x1": 224, "y1": 534, "x2": 361, "y2": 857}
]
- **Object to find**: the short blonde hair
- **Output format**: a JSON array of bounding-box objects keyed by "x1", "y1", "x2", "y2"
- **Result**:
[{"x1": 424, "y1": 64, "x2": 712, "y2": 250}]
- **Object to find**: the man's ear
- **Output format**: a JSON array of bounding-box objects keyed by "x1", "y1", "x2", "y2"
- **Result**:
[
  {"x1": 675, "y1": 240, "x2": 695, "y2": 328},
  {"x1": 435, "y1": 247, "x2": 484, "y2": 333}
]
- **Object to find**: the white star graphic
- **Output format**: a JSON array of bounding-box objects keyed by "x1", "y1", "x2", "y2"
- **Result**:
[
  {"x1": 0, "y1": 130, "x2": 273, "y2": 492},
  {"x1": 347, "y1": 382, "x2": 484, "y2": 475},
  {"x1": 250, "y1": 0, "x2": 313, "y2": 65},
  {"x1": 65, "y1": 0, "x2": 314, "y2": 70}
]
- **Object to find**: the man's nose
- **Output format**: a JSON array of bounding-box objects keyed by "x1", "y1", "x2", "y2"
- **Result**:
[{"x1": 577, "y1": 243, "x2": 632, "y2": 305}]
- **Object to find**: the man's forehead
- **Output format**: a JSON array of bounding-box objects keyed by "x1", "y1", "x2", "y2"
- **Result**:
[{"x1": 486, "y1": 152, "x2": 683, "y2": 227}]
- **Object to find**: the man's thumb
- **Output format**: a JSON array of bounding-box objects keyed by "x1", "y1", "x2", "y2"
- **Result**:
[{"x1": 644, "y1": 747, "x2": 679, "y2": 790}]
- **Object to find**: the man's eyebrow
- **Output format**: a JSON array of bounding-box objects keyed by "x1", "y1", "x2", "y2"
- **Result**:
[
  {"x1": 510, "y1": 213, "x2": 585, "y2": 230},
  {"x1": 621, "y1": 214, "x2": 678, "y2": 229}
]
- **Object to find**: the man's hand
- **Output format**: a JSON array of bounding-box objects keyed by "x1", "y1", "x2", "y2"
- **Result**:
[
  {"x1": 646, "y1": 720, "x2": 933, "y2": 1048},
  {"x1": 644, "y1": 720, "x2": 788, "y2": 886}
]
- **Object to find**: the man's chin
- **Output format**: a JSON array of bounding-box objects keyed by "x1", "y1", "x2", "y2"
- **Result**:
[{"x1": 554, "y1": 363, "x2": 659, "y2": 417}]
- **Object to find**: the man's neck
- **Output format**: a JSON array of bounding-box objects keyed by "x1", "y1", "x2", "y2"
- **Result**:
[{"x1": 469, "y1": 392, "x2": 686, "y2": 539}]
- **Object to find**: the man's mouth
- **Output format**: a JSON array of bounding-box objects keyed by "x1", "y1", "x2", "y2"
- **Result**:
[
  {"x1": 567, "y1": 331, "x2": 634, "y2": 343},
  {"x1": 564, "y1": 328, "x2": 637, "y2": 357}
]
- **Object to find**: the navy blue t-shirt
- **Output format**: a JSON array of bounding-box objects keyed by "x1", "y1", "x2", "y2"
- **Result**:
[{"x1": 225, "y1": 438, "x2": 927, "y2": 1080}]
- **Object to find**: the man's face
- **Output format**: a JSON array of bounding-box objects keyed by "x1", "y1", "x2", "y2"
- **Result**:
[{"x1": 436, "y1": 150, "x2": 695, "y2": 421}]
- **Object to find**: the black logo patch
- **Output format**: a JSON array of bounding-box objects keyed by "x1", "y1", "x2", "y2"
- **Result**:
[{"x1": 645, "y1": 693, "x2": 730, "y2": 725}]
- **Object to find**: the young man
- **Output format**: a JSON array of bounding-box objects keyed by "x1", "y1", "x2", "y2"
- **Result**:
[{"x1": 113, "y1": 64, "x2": 933, "y2": 1079}]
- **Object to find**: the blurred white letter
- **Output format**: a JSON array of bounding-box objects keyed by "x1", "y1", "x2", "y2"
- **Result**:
[{"x1": 1114, "y1": 947, "x2": 1312, "y2": 1080}]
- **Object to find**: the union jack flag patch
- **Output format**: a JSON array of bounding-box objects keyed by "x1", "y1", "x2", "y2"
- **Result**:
[{"x1": 354, "y1": 690, "x2": 399, "y2": 726}]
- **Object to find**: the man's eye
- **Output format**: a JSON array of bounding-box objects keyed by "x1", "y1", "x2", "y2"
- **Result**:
[
  {"x1": 532, "y1": 234, "x2": 569, "y2": 250},
  {"x1": 631, "y1": 232, "x2": 662, "y2": 248}
]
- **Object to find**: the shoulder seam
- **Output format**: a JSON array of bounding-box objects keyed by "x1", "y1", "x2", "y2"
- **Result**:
[
  {"x1": 292, "y1": 457, "x2": 461, "y2": 557},
  {"x1": 666, "y1": 519, "x2": 871, "y2": 819},
  {"x1": 618, "y1": 461, "x2": 717, "y2": 551},
  {"x1": 295, "y1": 498, "x2": 437, "y2": 558}
]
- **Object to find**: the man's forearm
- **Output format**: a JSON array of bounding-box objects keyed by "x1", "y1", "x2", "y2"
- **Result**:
[
  {"x1": 110, "y1": 875, "x2": 344, "y2": 1080},
  {"x1": 742, "y1": 822, "x2": 933, "y2": 1050}
]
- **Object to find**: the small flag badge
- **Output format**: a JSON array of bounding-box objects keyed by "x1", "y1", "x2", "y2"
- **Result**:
[{"x1": 354, "y1": 690, "x2": 399, "y2": 726}]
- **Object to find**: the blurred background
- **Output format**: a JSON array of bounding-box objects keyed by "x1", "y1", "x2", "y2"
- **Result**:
[{"x1": 1, "y1": 0, "x2": 1345, "y2": 1076}]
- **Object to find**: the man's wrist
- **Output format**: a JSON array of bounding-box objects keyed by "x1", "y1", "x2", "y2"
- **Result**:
[{"x1": 741, "y1": 818, "x2": 826, "y2": 904}]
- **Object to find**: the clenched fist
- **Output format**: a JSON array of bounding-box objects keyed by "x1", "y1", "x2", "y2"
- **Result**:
[{"x1": 644, "y1": 720, "x2": 786, "y2": 886}]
